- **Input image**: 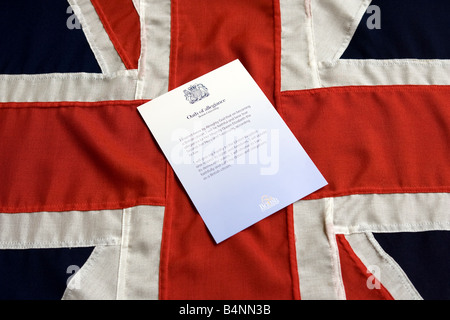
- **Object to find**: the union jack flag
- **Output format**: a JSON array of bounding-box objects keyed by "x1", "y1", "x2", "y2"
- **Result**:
[{"x1": 0, "y1": 0, "x2": 449, "y2": 300}]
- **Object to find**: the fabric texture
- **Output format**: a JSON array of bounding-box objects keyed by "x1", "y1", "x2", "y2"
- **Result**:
[
  {"x1": 160, "y1": 0, "x2": 298, "y2": 300},
  {"x1": 280, "y1": 86, "x2": 450, "y2": 200},
  {"x1": 373, "y1": 231, "x2": 450, "y2": 300},
  {"x1": 336, "y1": 234, "x2": 394, "y2": 300},
  {"x1": 0, "y1": 247, "x2": 94, "y2": 300},
  {"x1": 90, "y1": 0, "x2": 141, "y2": 69},
  {"x1": 0, "y1": 0, "x2": 449, "y2": 300},
  {"x1": 0, "y1": 0, "x2": 101, "y2": 74},
  {"x1": 0, "y1": 101, "x2": 165, "y2": 213},
  {"x1": 342, "y1": 0, "x2": 450, "y2": 59}
]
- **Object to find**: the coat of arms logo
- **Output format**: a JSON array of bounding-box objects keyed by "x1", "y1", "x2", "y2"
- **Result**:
[{"x1": 184, "y1": 83, "x2": 209, "y2": 104}]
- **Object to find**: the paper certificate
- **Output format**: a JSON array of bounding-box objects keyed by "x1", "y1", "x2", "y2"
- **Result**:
[{"x1": 138, "y1": 60, "x2": 327, "y2": 243}]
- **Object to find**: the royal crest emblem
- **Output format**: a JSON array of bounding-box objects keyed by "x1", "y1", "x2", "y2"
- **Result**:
[{"x1": 183, "y1": 83, "x2": 209, "y2": 104}]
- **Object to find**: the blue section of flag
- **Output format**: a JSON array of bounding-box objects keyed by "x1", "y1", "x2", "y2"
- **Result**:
[
  {"x1": 341, "y1": 0, "x2": 450, "y2": 59},
  {"x1": 0, "y1": 247, "x2": 95, "y2": 300},
  {"x1": 0, "y1": 0, "x2": 101, "y2": 74},
  {"x1": 374, "y1": 231, "x2": 450, "y2": 300}
]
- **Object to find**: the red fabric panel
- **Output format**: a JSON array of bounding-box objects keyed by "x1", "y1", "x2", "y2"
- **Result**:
[
  {"x1": 336, "y1": 234, "x2": 394, "y2": 300},
  {"x1": 169, "y1": 0, "x2": 277, "y2": 105},
  {"x1": 161, "y1": 173, "x2": 296, "y2": 299},
  {"x1": 160, "y1": 0, "x2": 299, "y2": 299},
  {"x1": 280, "y1": 86, "x2": 450, "y2": 199},
  {"x1": 90, "y1": 0, "x2": 141, "y2": 69},
  {"x1": 0, "y1": 101, "x2": 165, "y2": 213}
]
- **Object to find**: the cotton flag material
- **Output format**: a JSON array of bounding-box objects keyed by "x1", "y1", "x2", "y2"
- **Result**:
[{"x1": 0, "y1": 0, "x2": 449, "y2": 300}]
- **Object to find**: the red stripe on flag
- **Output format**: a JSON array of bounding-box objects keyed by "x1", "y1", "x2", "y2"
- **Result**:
[
  {"x1": 159, "y1": 0, "x2": 298, "y2": 299},
  {"x1": 280, "y1": 85, "x2": 450, "y2": 199},
  {"x1": 336, "y1": 234, "x2": 394, "y2": 300},
  {"x1": 90, "y1": 0, "x2": 141, "y2": 69},
  {"x1": 168, "y1": 0, "x2": 277, "y2": 106},
  {"x1": 0, "y1": 100, "x2": 166, "y2": 213}
]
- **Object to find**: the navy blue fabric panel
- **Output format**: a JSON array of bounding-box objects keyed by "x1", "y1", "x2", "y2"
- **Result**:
[
  {"x1": 0, "y1": 247, "x2": 94, "y2": 300},
  {"x1": 373, "y1": 231, "x2": 450, "y2": 300},
  {"x1": 341, "y1": 0, "x2": 450, "y2": 59},
  {"x1": 0, "y1": 0, "x2": 101, "y2": 74}
]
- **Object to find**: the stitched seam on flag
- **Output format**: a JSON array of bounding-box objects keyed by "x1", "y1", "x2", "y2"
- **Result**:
[
  {"x1": 364, "y1": 232, "x2": 423, "y2": 300},
  {"x1": 0, "y1": 70, "x2": 137, "y2": 81},
  {"x1": 117, "y1": 208, "x2": 131, "y2": 299},
  {"x1": 305, "y1": 0, "x2": 321, "y2": 88},
  {"x1": 134, "y1": 0, "x2": 171, "y2": 100},
  {"x1": 280, "y1": 85, "x2": 450, "y2": 96},
  {"x1": 335, "y1": 222, "x2": 450, "y2": 235},
  {"x1": 273, "y1": 0, "x2": 282, "y2": 110},
  {"x1": 91, "y1": 0, "x2": 135, "y2": 70},
  {"x1": 159, "y1": 163, "x2": 174, "y2": 300},
  {"x1": 0, "y1": 196, "x2": 166, "y2": 213},
  {"x1": 321, "y1": 59, "x2": 450, "y2": 69},
  {"x1": 63, "y1": 245, "x2": 104, "y2": 299},
  {"x1": 325, "y1": 197, "x2": 346, "y2": 300},
  {"x1": 62, "y1": 246, "x2": 117, "y2": 300},
  {"x1": 286, "y1": 204, "x2": 301, "y2": 300},
  {"x1": 66, "y1": 0, "x2": 109, "y2": 75},
  {"x1": 304, "y1": 187, "x2": 450, "y2": 201},
  {"x1": 329, "y1": 0, "x2": 372, "y2": 63},
  {"x1": 337, "y1": 234, "x2": 394, "y2": 300},
  {"x1": 132, "y1": 0, "x2": 140, "y2": 14},
  {"x1": 274, "y1": 0, "x2": 300, "y2": 301},
  {"x1": 168, "y1": 0, "x2": 179, "y2": 91},
  {"x1": 159, "y1": 0, "x2": 179, "y2": 299},
  {"x1": 135, "y1": 0, "x2": 147, "y2": 100},
  {"x1": 0, "y1": 99, "x2": 149, "y2": 109},
  {"x1": 0, "y1": 238, "x2": 119, "y2": 249}
]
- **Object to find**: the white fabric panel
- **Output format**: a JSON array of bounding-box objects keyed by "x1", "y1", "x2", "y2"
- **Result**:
[
  {"x1": 0, "y1": 0, "x2": 173, "y2": 102},
  {"x1": 0, "y1": 205, "x2": 165, "y2": 300},
  {"x1": 312, "y1": 0, "x2": 371, "y2": 64},
  {"x1": 135, "y1": 0, "x2": 171, "y2": 100},
  {"x1": 64, "y1": 205, "x2": 164, "y2": 300},
  {"x1": 0, "y1": 209, "x2": 122, "y2": 249},
  {"x1": 279, "y1": 0, "x2": 320, "y2": 90},
  {"x1": 63, "y1": 206, "x2": 165, "y2": 300},
  {"x1": 63, "y1": 245, "x2": 121, "y2": 300},
  {"x1": 293, "y1": 193, "x2": 450, "y2": 299},
  {"x1": 319, "y1": 59, "x2": 450, "y2": 87},
  {"x1": 279, "y1": 0, "x2": 370, "y2": 90},
  {"x1": 117, "y1": 205, "x2": 165, "y2": 300},
  {"x1": 345, "y1": 233, "x2": 422, "y2": 300},
  {"x1": 280, "y1": 0, "x2": 450, "y2": 90},
  {"x1": 133, "y1": 0, "x2": 141, "y2": 15},
  {"x1": 0, "y1": 71, "x2": 138, "y2": 102},
  {"x1": 67, "y1": 0, "x2": 127, "y2": 75},
  {"x1": 293, "y1": 198, "x2": 345, "y2": 300},
  {"x1": 332, "y1": 193, "x2": 450, "y2": 235}
]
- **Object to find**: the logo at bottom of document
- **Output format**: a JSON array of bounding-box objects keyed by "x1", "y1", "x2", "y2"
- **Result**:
[{"x1": 259, "y1": 195, "x2": 280, "y2": 212}]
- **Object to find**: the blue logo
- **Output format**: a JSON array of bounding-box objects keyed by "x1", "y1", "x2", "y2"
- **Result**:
[{"x1": 184, "y1": 83, "x2": 209, "y2": 104}]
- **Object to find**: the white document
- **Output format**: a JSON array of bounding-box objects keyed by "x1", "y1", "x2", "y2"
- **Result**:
[{"x1": 138, "y1": 60, "x2": 327, "y2": 243}]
